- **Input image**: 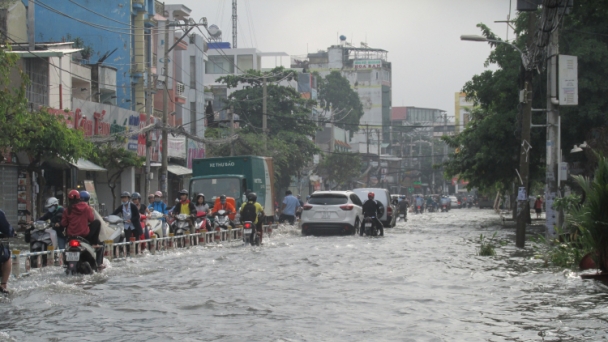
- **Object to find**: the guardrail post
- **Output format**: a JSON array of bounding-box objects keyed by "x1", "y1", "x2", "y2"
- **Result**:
[
  {"x1": 228, "y1": 227, "x2": 232, "y2": 242},
  {"x1": 169, "y1": 233, "x2": 175, "y2": 249},
  {"x1": 104, "y1": 240, "x2": 114, "y2": 262},
  {"x1": 11, "y1": 250, "x2": 20, "y2": 278},
  {"x1": 129, "y1": 237, "x2": 136, "y2": 256},
  {"x1": 36, "y1": 254, "x2": 41, "y2": 269},
  {"x1": 47, "y1": 246, "x2": 55, "y2": 267},
  {"x1": 150, "y1": 236, "x2": 156, "y2": 255},
  {"x1": 215, "y1": 227, "x2": 221, "y2": 243}
]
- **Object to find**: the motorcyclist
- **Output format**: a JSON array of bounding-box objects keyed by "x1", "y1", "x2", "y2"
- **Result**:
[
  {"x1": 440, "y1": 196, "x2": 450, "y2": 211},
  {"x1": 61, "y1": 190, "x2": 99, "y2": 245},
  {"x1": 80, "y1": 191, "x2": 105, "y2": 267},
  {"x1": 37, "y1": 197, "x2": 66, "y2": 249},
  {"x1": 148, "y1": 191, "x2": 169, "y2": 217},
  {"x1": 361, "y1": 192, "x2": 384, "y2": 236},
  {"x1": 426, "y1": 196, "x2": 434, "y2": 212},
  {"x1": 131, "y1": 192, "x2": 149, "y2": 216},
  {"x1": 415, "y1": 195, "x2": 424, "y2": 213},
  {"x1": 194, "y1": 193, "x2": 210, "y2": 214},
  {"x1": 111, "y1": 191, "x2": 143, "y2": 254},
  {"x1": 171, "y1": 189, "x2": 197, "y2": 233},
  {"x1": 239, "y1": 192, "x2": 265, "y2": 244},
  {"x1": 212, "y1": 194, "x2": 236, "y2": 228}
]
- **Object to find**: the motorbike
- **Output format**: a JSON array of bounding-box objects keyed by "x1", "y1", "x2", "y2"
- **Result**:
[
  {"x1": 361, "y1": 216, "x2": 379, "y2": 236},
  {"x1": 467, "y1": 202, "x2": 473, "y2": 208},
  {"x1": 441, "y1": 204, "x2": 449, "y2": 212},
  {"x1": 242, "y1": 221, "x2": 260, "y2": 246},
  {"x1": 24, "y1": 221, "x2": 57, "y2": 268},
  {"x1": 103, "y1": 215, "x2": 125, "y2": 243},
  {"x1": 415, "y1": 205, "x2": 422, "y2": 214},
  {"x1": 213, "y1": 209, "x2": 232, "y2": 231},
  {"x1": 195, "y1": 211, "x2": 211, "y2": 232},
  {"x1": 427, "y1": 204, "x2": 435, "y2": 213},
  {"x1": 63, "y1": 236, "x2": 100, "y2": 275},
  {"x1": 146, "y1": 210, "x2": 167, "y2": 238},
  {"x1": 171, "y1": 213, "x2": 191, "y2": 248}
]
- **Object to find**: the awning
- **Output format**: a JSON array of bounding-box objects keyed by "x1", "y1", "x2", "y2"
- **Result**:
[
  {"x1": 167, "y1": 164, "x2": 192, "y2": 176},
  {"x1": 70, "y1": 158, "x2": 106, "y2": 172},
  {"x1": 9, "y1": 48, "x2": 83, "y2": 58}
]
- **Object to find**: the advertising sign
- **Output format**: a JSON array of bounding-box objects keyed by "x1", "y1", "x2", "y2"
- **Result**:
[
  {"x1": 354, "y1": 59, "x2": 382, "y2": 69},
  {"x1": 559, "y1": 55, "x2": 578, "y2": 106}
]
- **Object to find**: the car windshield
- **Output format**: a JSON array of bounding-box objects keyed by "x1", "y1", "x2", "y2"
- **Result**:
[
  {"x1": 309, "y1": 194, "x2": 348, "y2": 205},
  {"x1": 191, "y1": 177, "x2": 241, "y2": 200}
]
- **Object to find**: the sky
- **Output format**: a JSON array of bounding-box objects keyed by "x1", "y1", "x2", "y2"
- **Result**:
[{"x1": 178, "y1": 0, "x2": 518, "y2": 119}]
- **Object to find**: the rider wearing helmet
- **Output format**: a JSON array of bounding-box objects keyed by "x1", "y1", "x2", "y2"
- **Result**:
[
  {"x1": 111, "y1": 191, "x2": 143, "y2": 249},
  {"x1": 361, "y1": 192, "x2": 384, "y2": 236},
  {"x1": 130, "y1": 192, "x2": 149, "y2": 215},
  {"x1": 148, "y1": 191, "x2": 169, "y2": 219},
  {"x1": 194, "y1": 193, "x2": 210, "y2": 214},
  {"x1": 38, "y1": 197, "x2": 66, "y2": 249},
  {"x1": 171, "y1": 189, "x2": 197, "y2": 232},
  {"x1": 61, "y1": 190, "x2": 98, "y2": 243},
  {"x1": 212, "y1": 194, "x2": 236, "y2": 222},
  {"x1": 240, "y1": 192, "x2": 265, "y2": 243}
]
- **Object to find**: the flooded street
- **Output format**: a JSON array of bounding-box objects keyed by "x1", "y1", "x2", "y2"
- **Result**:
[{"x1": 2, "y1": 209, "x2": 608, "y2": 341}]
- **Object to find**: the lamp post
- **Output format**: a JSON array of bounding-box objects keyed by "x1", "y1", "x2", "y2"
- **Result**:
[{"x1": 460, "y1": 19, "x2": 535, "y2": 249}]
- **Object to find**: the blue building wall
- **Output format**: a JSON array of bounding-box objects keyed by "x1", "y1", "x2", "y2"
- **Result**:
[{"x1": 29, "y1": 0, "x2": 155, "y2": 110}]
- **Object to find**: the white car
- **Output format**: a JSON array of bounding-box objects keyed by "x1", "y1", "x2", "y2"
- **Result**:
[
  {"x1": 300, "y1": 191, "x2": 363, "y2": 236},
  {"x1": 449, "y1": 195, "x2": 460, "y2": 209}
]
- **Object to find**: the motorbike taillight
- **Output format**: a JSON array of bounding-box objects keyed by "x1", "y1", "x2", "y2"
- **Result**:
[
  {"x1": 68, "y1": 240, "x2": 80, "y2": 248},
  {"x1": 244, "y1": 222, "x2": 252, "y2": 229}
]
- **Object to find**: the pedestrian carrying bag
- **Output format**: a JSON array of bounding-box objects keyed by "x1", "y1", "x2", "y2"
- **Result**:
[{"x1": 241, "y1": 202, "x2": 257, "y2": 222}]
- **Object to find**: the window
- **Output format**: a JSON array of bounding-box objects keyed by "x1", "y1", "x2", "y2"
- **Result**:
[
  {"x1": 237, "y1": 55, "x2": 253, "y2": 71},
  {"x1": 190, "y1": 56, "x2": 196, "y2": 89},
  {"x1": 350, "y1": 194, "x2": 363, "y2": 206},
  {"x1": 206, "y1": 55, "x2": 234, "y2": 74},
  {"x1": 308, "y1": 194, "x2": 348, "y2": 205}
]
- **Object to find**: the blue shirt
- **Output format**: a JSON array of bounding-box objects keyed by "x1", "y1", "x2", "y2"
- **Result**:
[
  {"x1": 282, "y1": 195, "x2": 300, "y2": 216},
  {"x1": 0, "y1": 209, "x2": 14, "y2": 237},
  {"x1": 122, "y1": 204, "x2": 135, "y2": 230},
  {"x1": 149, "y1": 201, "x2": 168, "y2": 222}
]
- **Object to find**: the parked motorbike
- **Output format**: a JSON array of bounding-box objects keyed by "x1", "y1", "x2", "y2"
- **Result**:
[
  {"x1": 24, "y1": 221, "x2": 57, "y2": 268},
  {"x1": 63, "y1": 236, "x2": 100, "y2": 275},
  {"x1": 242, "y1": 221, "x2": 260, "y2": 246},
  {"x1": 361, "y1": 216, "x2": 379, "y2": 237}
]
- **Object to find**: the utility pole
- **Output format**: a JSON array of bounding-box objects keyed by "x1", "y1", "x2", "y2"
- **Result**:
[
  {"x1": 431, "y1": 138, "x2": 435, "y2": 193},
  {"x1": 376, "y1": 129, "x2": 381, "y2": 187},
  {"x1": 232, "y1": 0, "x2": 237, "y2": 48},
  {"x1": 263, "y1": 76, "x2": 267, "y2": 153},
  {"x1": 144, "y1": 69, "x2": 153, "y2": 198},
  {"x1": 516, "y1": 14, "x2": 536, "y2": 248},
  {"x1": 160, "y1": 23, "x2": 169, "y2": 197},
  {"x1": 329, "y1": 104, "x2": 335, "y2": 153},
  {"x1": 443, "y1": 113, "x2": 448, "y2": 195},
  {"x1": 229, "y1": 105, "x2": 235, "y2": 156},
  {"x1": 366, "y1": 124, "x2": 370, "y2": 187},
  {"x1": 545, "y1": 27, "x2": 560, "y2": 238}
]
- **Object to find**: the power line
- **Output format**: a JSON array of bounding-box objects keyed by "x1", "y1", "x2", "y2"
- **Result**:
[{"x1": 67, "y1": 0, "x2": 135, "y2": 28}]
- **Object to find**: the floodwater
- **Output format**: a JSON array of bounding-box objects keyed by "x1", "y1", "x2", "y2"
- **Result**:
[{"x1": 2, "y1": 209, "x2": 607, "y2": 341}]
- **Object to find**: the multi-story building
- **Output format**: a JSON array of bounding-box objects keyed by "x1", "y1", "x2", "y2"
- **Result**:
[{"x1": 293, "y1": 40, "x2": 392, "y2": 154}]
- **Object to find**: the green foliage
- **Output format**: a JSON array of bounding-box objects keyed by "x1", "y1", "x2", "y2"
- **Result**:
[
  {"x1": 442, "y1": 15, "x2": 545, "y2": 192},
  {"x1": 317, "y1": 152, "x2": 362, "y2": 189},
  {"x1": 0, "y1": 45, "x2": 29, "y2": 152},
  {"x1": 569, "y1": 153, "x2": 608, "y2": 271},
  {"x1": 531, "y1": 226, "x2": 591, "y2": 269},
  {"x1": 91, "y1": 142, "x2": 145, "y2": 208},
  {"x1": 212, "y1": 67, "x2": 320, "y2": 190},
  {"x1": 478, "y1": 232, "x2": 497, "y2": 256},
  {"x1": 316, "y1": 71, "x2": 364, "y2": 136}
]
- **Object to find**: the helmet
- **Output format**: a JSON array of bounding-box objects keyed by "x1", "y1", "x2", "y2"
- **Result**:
[
  {"x1": 79, "y1": 191, "x2": 91, "y2": 202},
  {"x1": 178, "y1": 189, "x2": 188, "y2": 196},
  {"x1": 68, "y1": 190, "x2": 80, "y2": 200},
  {"x1": 45, "y1": 197, "x2": 59, "y2": 208},
  {"x1": 174, "y1": 198, "x2": 180, "y2": 204},
  {"x1": 220, "y1": 194, "x2": 226, "y2": 203},
  {"x1": 400, "y1": 195, "x2": 406, "y2": 199},
  {"x1": 247, "y1": 192, "x2": 257, "y2": 202},
  {"x1": 154, "y1": 191, "x2": 163, "y2": 197},
  {"x1": 120, "y1": 191, "x2": 131, "y2": 198},
  {"x1": 148, "y1": 193, "x2": 155, "y2": 199},
  {"x1": 297, "y1": 195, "x2": 301, "y2": 199},
  {"x1": 196, "y1": 193, "x2": 205, "y2": 199},
  {"x1": 368, "y1": 192, "x2": 375, "y2": 200},
  {"x1": 131, "y1": 192, "x2": 141, "y2": 200}
]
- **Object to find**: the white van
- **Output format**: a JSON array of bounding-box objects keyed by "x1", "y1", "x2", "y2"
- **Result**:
[{"x1": 353, "y1": 188, "x2": 397, "y2": 228}]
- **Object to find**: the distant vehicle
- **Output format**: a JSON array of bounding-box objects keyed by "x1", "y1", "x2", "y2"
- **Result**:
[
  {"x1": 449, "y1": 195, "x2": 460, "y2": 209},
  {"x1": 353, "y1": 188, "x2": 396, "y2": 228},
  {"x1": 478, "y1": 194, "x2": 494, "y2": 209},
  {"x1": 300, "y1": 191, "x2": 363, "y2": 236}
]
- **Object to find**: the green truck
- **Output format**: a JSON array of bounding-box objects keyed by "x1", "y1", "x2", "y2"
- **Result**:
[{"x1": 190, "y1": 156, "x2": 276, "y2": 218}]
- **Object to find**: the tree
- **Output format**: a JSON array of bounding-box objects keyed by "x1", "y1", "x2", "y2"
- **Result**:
[
  {"x1": 212, "y1": 67, "x2": 321, "y2": 191},
  {"x1": 317, "y1": 152, "x2": 362, "y2": 190},
  {"x1": 316, "y1": 71, "x2": 364, "y2": 136},
  {"x1": 91, "y1": 142, "x2": 145, "y2": 209}
]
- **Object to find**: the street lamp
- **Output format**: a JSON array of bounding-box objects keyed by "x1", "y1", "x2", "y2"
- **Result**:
[
  {"x1": 570, "y1": 141, "x2": 588, "y2": 153},
  {"x1": 460, "y1": 35, "x2": 528, "y2": 69}
]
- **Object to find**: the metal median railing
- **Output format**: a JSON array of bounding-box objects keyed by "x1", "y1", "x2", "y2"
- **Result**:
[{"x1": 10, "y1": 224, "x2": 276, "y2": 278}]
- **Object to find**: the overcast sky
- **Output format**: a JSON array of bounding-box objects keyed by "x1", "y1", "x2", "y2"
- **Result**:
[{"x1": 179, "y1": 0, "x2": 517, "y2": 119}]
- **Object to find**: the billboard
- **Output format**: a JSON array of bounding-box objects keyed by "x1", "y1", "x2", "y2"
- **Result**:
[
  {"x1": 559, "y1": 55, "x2": 578, "y2": 106},
  {"x1": 354, "y1": 59, "x2": 382, "y2": 69}
]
